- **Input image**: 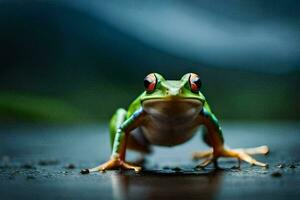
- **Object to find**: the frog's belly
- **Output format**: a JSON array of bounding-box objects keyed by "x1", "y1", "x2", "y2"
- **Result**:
[
  {"x1": 141, "y1": 118, "x2": 199, "y2": 146},
  {"x1": 141, "y1": 99, "x2": 202, "y2": 146}
]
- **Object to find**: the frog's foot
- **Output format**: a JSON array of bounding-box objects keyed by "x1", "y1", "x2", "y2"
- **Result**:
[
  {"x1": 194, "y1": 145, "x2": 269, "y2": 168},
  {"x1": 233, "y1": 145, "x2": 269, "y2": 156},
  {"x1": 81, "y1": 158, "x2": 142, "y2": 174}
]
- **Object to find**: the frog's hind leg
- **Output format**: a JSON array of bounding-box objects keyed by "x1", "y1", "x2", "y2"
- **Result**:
[
  {"x1": 193, "y1": 125, "x2": 269, "y2": 168},
  {"x1": 192, "y1": 149, "x2": 213, "y2": 160},
  {"x1": 193, "y1": 145, "x2": 269, "y2": 160},
  {"x1": 221, "y1": 146, "x2": 269, "y2": 167},
  {"x1": 234, "y1": 145, "x2": 269, "y2": 155},
  {"x1": 194, "y1": 146, "x2": 269, "y2": 168},
  {"x1": 192, "y1": 128, "x2": 215, "y2": 160}
]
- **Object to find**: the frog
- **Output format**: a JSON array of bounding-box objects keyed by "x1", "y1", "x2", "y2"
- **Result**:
[{"x1": 81, "y1": 73, "x2": 269, "y2": 174}]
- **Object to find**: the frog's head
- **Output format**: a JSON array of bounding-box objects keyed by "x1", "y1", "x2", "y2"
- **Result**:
[
  {"x1": 140, "y1": 73, "x2": 205, "y2": 116},
  {"x1": 140, "y1": 73, "x2": 205, "y2": 102}
]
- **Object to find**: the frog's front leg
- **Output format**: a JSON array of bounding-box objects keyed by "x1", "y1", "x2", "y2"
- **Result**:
[
  {"x1": 193, "y1": 107, "x2": 269, "y2": 168},
  {"x1": 81, "y1": 108, "x2": 145, "y2": 174}
]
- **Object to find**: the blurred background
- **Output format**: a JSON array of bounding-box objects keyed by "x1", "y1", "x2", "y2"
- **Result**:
[{"x1": 1, "y1": 0, "x2": 300, "y2": 124}]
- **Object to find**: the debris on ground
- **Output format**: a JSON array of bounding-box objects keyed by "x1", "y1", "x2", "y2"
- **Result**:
[
  {"x1": 271, "y1": 171, "x2": 282, "y2": 177},
  {"x1": 38, "y1": 160, "x2": 59, "y2": 166}
]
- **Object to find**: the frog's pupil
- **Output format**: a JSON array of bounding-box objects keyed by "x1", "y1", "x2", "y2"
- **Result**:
[
  {"x1": 193, "y1": 77, "x2": 202, "y2": 89},
  {"x1": 189, "y1": 74, "x2": 202, "y2": 93},
  {"x1": 144, "y1": 78, "x2": 152, "y2": 89}
]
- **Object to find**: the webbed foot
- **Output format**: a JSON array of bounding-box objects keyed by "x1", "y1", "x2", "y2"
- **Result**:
[
  {"x1": 193, "y1": 145, "x2": 269, "y2": 168},
  {"x1": 81, "y1": 158, "x2": 142, "y2": 174}
]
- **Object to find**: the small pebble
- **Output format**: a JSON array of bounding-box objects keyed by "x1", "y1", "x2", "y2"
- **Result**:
[
  {"x1": 38, "y1": 160, "x2": 59, "y2": 166},
  {"x1": 21, "y1": 164, "x2": 36, "y2": 169},
  {"x1": 66, "y1": 164, "x2": 76, "y2": 169},
  {"x1": 80, "y1": 169, "x2": 90, "y2": 174},
  {"x1": 171, "y1": 167, "x2": 182, "y2": 172},
  {"x1": 289, "y1": 164, "x2": 296, "y2": 169},
  {"x1": 162, "y1": 166, "x2": 170, "y2": 170},
  {"x1": 271, "y1": 171, "x2": 282, "y2": 177}
]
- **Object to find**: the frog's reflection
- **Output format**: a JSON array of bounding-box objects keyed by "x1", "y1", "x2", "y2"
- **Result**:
[{"x1": 110, "y1": 169, "x2": 223, "y2": 200}]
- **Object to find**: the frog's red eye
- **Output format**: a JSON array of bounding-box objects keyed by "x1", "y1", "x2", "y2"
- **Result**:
[
  {"x1": 144, "y1": 73, "x2": 157, "y2": 93},
  {"x1": 189, "y1": 73, "x2": 202, "y2": 93}
]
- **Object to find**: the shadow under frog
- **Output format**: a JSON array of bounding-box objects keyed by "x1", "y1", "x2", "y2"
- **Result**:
[{"x1": 110, "y1": 168, "x2": 224, "y2": 200}]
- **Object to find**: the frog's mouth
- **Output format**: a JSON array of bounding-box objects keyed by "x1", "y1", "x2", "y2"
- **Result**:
[{"x1": 142, "y1": 98, "x2": 203, "y2": 120}]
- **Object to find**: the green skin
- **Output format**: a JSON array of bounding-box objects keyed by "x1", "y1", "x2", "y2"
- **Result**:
[
  {"x1": 110, "y1": 73, "x2": 222, "y2": 156},
  {"x1": 82, "y1": 73, "x2": 269, "y2": 174}
]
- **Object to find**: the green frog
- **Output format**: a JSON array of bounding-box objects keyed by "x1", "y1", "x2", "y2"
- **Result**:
[{"x1": 81, "y1": 73, "x2": 269, "y2": 174}]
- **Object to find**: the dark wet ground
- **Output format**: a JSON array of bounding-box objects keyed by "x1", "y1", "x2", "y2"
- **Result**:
[{"x1": 0, "y1": 122, "x2": 299, "y2": 200}]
